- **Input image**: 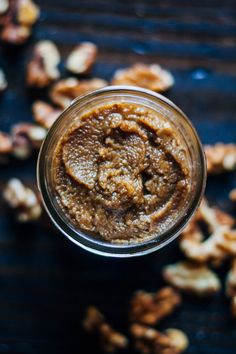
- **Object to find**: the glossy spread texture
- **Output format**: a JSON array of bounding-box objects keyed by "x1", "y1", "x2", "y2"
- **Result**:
[{"x1": 53, "y1": 103, "x2": 191, "y2": 243}]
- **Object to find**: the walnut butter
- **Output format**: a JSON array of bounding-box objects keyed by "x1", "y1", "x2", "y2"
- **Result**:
[
  {"x1": 53, "y1": 102, "x2": 190, "y2": 243},
  {"x1": 38, "y1": 87, "x2": 206, "y2": 256}
]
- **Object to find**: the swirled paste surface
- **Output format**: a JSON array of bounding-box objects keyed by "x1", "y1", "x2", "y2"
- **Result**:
[{"x1": 53, "y1": 103, "x2": 190, "y2": 243}]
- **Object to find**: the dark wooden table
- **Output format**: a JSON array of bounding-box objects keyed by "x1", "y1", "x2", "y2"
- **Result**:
[{"x1": 0, "y1": 1, "x2": 236, "y2": 353}]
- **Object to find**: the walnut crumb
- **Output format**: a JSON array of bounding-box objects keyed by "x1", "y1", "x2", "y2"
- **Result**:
[
  {"x1": 32, "y1": 100, "x2": 62, "y2": 128},
  {"x1": 205, "y1": 143, "x2": 236, "y2": 175},
  {"x1": 50, "y1": 77, "x2": 108, "y2": 109},
  {"x1": 66, "y1": 42, "x2": 97, "y2": 74},
  {"x1": 163, "y1": 261, "x2": 221, "y2": 296},
  {"x1": 26, "y1": 40, "x2": 61, "y2": 88},
  {"x1": 83, "y1": 306, "x2": 128, "y2": 353},
  {"x1": 3, "y1": 178, "x2": 42, "y2": 222},
  {"x1": 129, "y1": 287, "x2": 181, "y2": 326},
  {"x1": 111, "y1": 63, "x2": 174, "y2": 92},
  {"x1": 130, "y1": 324, "x2": 188, "y2": 354}
]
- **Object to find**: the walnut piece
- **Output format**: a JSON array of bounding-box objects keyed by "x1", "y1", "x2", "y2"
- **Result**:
[
  {"x1": 226, "y1": 258, "x2": 236, "y2": 317},
  {"x1": 111, "y1": 63, "x2": 174, "y2": 92},
  {"x1": 163, "y1": 261, "x2": 221, "y2": 296},
  {"x1": 0, "y1": 131, "x2": 12, "y2": 153},
  {"x1": 11, "y1": 122, "x2": 47, "y2": 159},
  {"x1": 0, "y1": 0, "x2": 40, "y2": 44},
  {"x1": 26, "y1": 40, "x2": 61, "y2": 88},
  {"x1": 3, "y1": 178, "x2": 42, "y2": 222},
  {"x1": 66, "y1": 42, "x2": 97, "y2": 74},
  {"x1": 83, "y1": 306, "x2": 128, "y2": 353},
  {"x1": 130, "y1": 324, "x2": 188, "y2": 354},
  {"x1": 32, "y1": 100, "x2": 62, "y2": 129},
  {"x1": 50, "y1": 77, "x2": 108, "y2": 109},
  {"x1": 180, "y1": 198, "x2": 236, "y2": 264},
  {"x1": 0, "y1": 68, "x2": 7, "y2": 91},
  {"x1": 205, "y1": 143, "x2": 236, "y2": 174},
  {"x1": 129, "y1": 287, "x2": 181, "y2": 326}
]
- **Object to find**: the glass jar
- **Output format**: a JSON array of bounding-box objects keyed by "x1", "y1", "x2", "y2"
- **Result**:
[{"x1": 37, "y1": 86, "x2": 206, "y2": 257}]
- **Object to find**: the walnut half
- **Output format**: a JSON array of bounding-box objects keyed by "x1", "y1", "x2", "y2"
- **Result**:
[
  {"x1": 179, "y1": 198, "x2": 236, "y2": 265},
  {"x1": 0, "y1": 123, "x2": 47, "y2": 161},
  {"x1": 0, "y1": 0, "x2": 40, "y2": 44},
  {"x1": 205, "y1": 143, "x2": 236, "y2": 175},
  {"x1": 3, "y1": 178, "x2": 42, "y2": 222},
  {"x1": 26, "y1": 40, "x2": 61, "y2": 88},
  {"x1": 226, "y1": 258, "x2": 236, "y2": 317},
  {"x1": 50, "y1": 77, "x2": 108, "y2": 109},
  {"x1": 163, "y1": 261, "x2": 221, "y2": 296},
  {"x1": 83, "y1": 306, "x2": 128, "y2": 353},
  {"x1": 32, "y1": 100, "x2": 62, "y2": 129},
  {"x1": 111, "y1": 63, "x2": 174, "y2": 92},
  {"x1": 130, "y1": 324, "x2": 188, "y2": 354},
  {"x1": 229, "y1": 188, "x2": 236, "y2": 202},
  {"x1": 129, "y1": 287, "x2": 181, "y2": 326},
  {"x1": 66, "y1": 42, "x2": 97, "y2": 75},
  {"x1": 11, "y1": 122, "x2": 47, "y2": 159}
]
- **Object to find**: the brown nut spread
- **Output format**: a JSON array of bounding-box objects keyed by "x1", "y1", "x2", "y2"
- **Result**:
[{"x1": 53, "y1": 103, "x2": 191, "y2": 243}]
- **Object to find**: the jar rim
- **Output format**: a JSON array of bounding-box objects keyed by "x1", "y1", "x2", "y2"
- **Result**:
[{"x1": 37, "y1": 85, "x2": 206, "y2": 257}]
